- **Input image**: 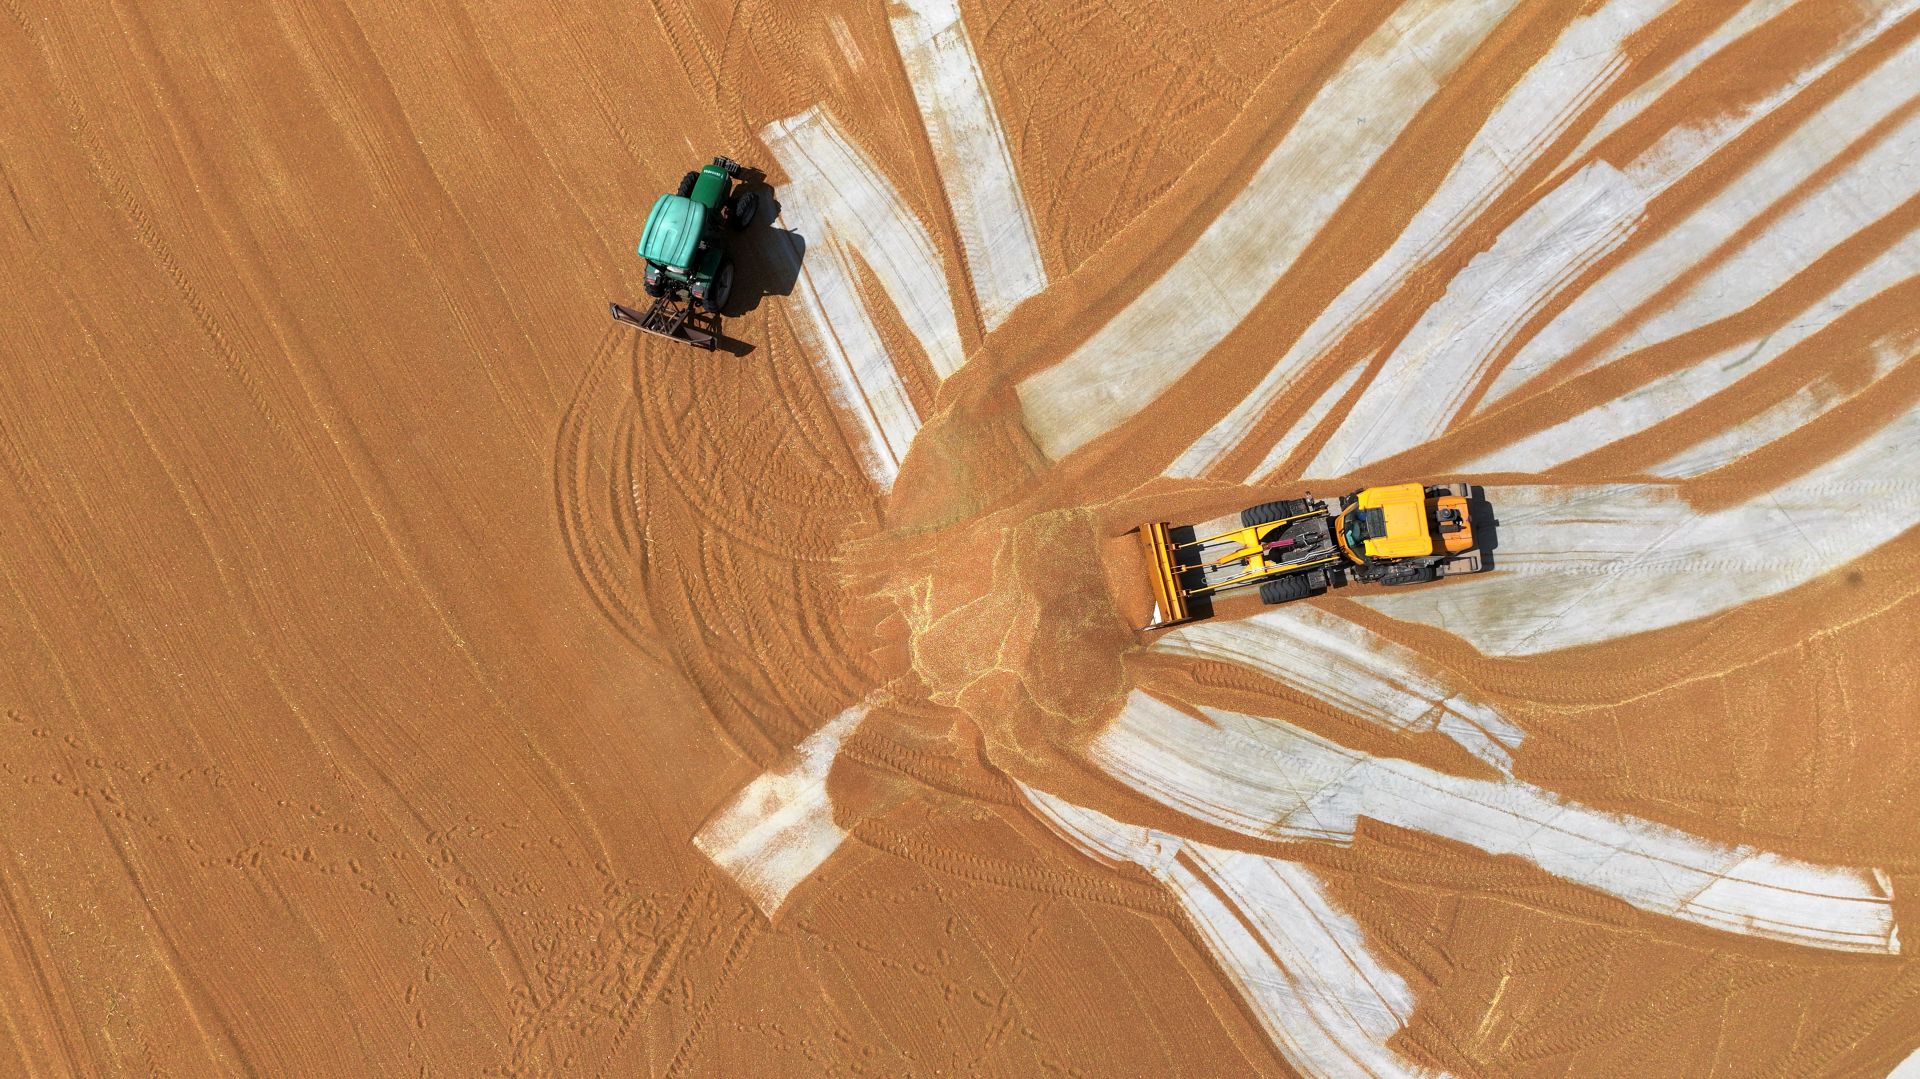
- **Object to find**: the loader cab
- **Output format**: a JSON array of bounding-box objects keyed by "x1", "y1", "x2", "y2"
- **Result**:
[
  {"x1": 1335, "y1": 483, "x2": 1436, "y2": 563},
  {"x1": 1338, "y1": 509, "x2": 1379, "y2": 563}
]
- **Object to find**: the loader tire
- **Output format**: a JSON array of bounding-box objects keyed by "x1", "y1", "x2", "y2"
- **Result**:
[
  {"x1": 677, "y1": 171, "x2": 697, "y2": 197},
  {"x1": 1241, "y1": 498, "x2": 1311, "y2": 526},
  {"x1": 1380, "y1": 563, "x2": 1438, "y2": 586},
  {"x1": 1259, "y1": 576, "x2": 1313, "y2": 605},
  {"x1": 1241, "y1": 502, "x2": 1285, "y2": 526}
]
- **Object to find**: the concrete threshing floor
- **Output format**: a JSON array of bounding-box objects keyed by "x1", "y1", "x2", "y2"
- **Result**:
[{"x1": 1, "y1": 0, "x2": 1917, "y2": 1074}]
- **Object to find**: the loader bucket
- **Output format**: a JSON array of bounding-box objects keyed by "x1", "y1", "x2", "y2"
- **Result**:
[{"x1": 1139, "y1": 522, "x2": 1192, "y2": 630}]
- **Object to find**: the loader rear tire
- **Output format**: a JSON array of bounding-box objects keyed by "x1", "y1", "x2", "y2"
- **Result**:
[
  {"x1": 1259, "y1": 576, "x2": 1313, "y2": 605},
  {"x1": 1379, "y1": 563, "x2": 1438, "y2": 586},
  {"x1": 677, "y1": 171, "x2": 697, "y2": 197}
]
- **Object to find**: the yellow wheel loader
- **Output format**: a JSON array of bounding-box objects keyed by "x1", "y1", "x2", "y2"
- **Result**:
[{"x1": 1128, "y1": 482, "x2": 1486, "y2": 630}]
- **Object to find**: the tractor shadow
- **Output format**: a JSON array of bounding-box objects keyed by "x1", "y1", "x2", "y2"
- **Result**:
[
  {"x1": 719, "y1": 168, "x2": 804, "y2": 333},
  {"x1": 1467, "y1": 484, "x2": 1501, "y2": 570}
]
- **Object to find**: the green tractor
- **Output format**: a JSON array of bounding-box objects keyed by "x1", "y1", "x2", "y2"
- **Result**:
[{"x1": 610, "y1": 156, "x2": 758, "y2": 349}]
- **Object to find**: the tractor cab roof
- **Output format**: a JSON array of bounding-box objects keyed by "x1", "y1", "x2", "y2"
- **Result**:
[{"x1": 638, "y1": 194, "x2": 705, "y2": 271}]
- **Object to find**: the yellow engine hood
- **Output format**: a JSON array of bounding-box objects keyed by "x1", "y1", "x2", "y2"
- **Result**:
[{"x1": 1357, "y1": 483, "x2": 1434, "y2": 559}]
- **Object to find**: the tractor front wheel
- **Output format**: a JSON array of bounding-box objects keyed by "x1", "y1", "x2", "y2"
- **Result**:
[
  {"x1": 703, "y1": 260, "x2": 734, "y2": 312},
  {"x1": 676, "y1": 171, "x2": 697, "y2": 197},
  {"x1": 727, "y1": 190, "x2": 758, "y2": 230}
]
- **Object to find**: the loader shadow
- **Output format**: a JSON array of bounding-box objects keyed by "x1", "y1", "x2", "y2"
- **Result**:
[{"x1": 1467, "y1": 484, "x2": 1501, "y2": 571}]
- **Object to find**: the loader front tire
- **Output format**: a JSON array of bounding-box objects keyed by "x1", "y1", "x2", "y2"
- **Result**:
[
  {"x1": 1259, "y1": 576, "x2": 1313, "y2": 605},
  {"x1": 1241, "y1": 498, "x2": 1311, "y2": 527},
  {"x1": 677, "y1": 171, "x2": 697, "y2": 197}
]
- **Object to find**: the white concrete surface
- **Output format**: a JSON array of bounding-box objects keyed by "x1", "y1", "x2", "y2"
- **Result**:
[
  {"x1": 1359, "y1": 404, "x2": 1920, "y2": 653},
  {"x1": 1175, "y1": 0, "x2": 1677, "y2": 479},
  {"x1": 1091, "y1": 693, "x2": 1899, "y2": 953},
  {"x1": 1480, "y1": 18, "x2": 1920, "y2": 410},
  {"x1": 1464, "y1": 230, "x2": 1920, "y2": 473},
  {"x1": 1155, "y1": 605, "x2": 1523, "y2": 772},
  {"x1": 1652, "y1": 331, "x2": 1916, "y2": 477},
  {"x1": 693, "y1": 703, "x2": 867, "y2": 916},
  {"x1": 763, "y1": 107, "x2": 964, "y2": 487},
  {"x1": 1559, "y1": 0, "x2": 1801, "y2": 164},
  {"x1": 1305, "y1": 160, "x2": 1642, "y2": 476},
  {"x1": 1249, "y1": 360, "x2": 1370, "y2": 480},
  {"x1": 1023, "y1": 784, "x2": 1443, "y2": 1078},
  {"x1": 1016, "y1": 0, "x2": 1521, "y2": 461},
  {"x1": 890, "y1": 0, "x2": 1047, "y2": 331}
]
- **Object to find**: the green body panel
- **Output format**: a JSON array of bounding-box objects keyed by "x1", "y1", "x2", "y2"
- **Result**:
[
  {"x1": 635, "y1": 159, "x2": 738, "y2": 299},
  {"x1": 694, "y1": 245, "x2": 725, "y2": 284},
  {"x1": 638, "y1": 194, "x2": 706, "y2": 279},
  {"x1": 690, "y1": 163, "x2": 730, "y2": 208}
]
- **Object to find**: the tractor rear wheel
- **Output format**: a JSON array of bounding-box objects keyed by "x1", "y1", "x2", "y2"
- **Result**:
[
  {"x1": 727, "y1": 190, "x2": 758, "y2": 230},
  {"x1": 703, "y1": 259, "x2": 734, "y2": 312},
  {"x1": 676, "y1": 171, "x2": 697, "y2": 197},
  {"x1": 1259, "y1": 575, "x2": 1313, "y2": 605},
  {"x1": 643, "y1": 277, "x2": 667, "y2": 299}
]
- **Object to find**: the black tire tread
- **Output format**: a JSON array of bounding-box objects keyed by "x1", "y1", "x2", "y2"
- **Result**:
[
  {"x1": 1241, "y1": 497, "x2": 1312, "y2": 527},
  {"x1": 728, "y1": 190, "x2": 757, "y2": 230},
  {"x1": 1379, "y1": 563, "x2": 1439, "y2": 586},
  {"x1": 702, "y1": 259, "x2": 732, "y2": 312},
  {"x1": 1259, "y1": 575, "x2": 1313, "y2": 605},
  {"x1": 1241, "y1": 501, "x2": 1287, "y2": 527}
]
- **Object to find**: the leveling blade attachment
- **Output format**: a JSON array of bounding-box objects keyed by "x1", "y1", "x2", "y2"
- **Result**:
[{"x1": 609, "y1": 299, "x2": 716, "y2": 350}]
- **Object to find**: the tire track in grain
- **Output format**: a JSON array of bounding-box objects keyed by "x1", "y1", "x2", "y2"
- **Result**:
[
  {"x1": 1762, "y1": 963, "x2": 1920, "y2": 1079},
  {"x1": 0, "y1": 844, "x2": 90, "y2": 1075},
  {"x1": 78, "y1": 796, "x2": 257, "y2": 1074},
  {"x1": 663, "y1": 908, "x2": 762, "y2": 1079},
  {"x1": 553, "y1": 327, "x2": 668, "y2": 661},
  {"x1": 0, "y1": 0, "x2": 312, "y2": 470},
  {"x1": 48, "y1": 4, "x2": 626, "y2": 1008},
  {"x1": 856, "y1": 817, "x2": 1178, "y2": 917}
]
